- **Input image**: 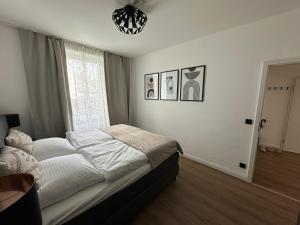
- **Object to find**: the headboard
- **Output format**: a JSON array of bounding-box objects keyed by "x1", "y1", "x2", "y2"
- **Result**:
[{"x1": 0, "y1": 115, "x2": 9, "y2": 149}]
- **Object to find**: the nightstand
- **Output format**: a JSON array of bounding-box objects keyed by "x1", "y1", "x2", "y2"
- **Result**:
[{"x1": 0, "y1": 173, "x2": 42, "y2": 225}]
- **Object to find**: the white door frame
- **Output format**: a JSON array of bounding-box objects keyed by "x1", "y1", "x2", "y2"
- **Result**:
[{"x1": 247, "y1": 56, "x2": 300, "y2": 183}]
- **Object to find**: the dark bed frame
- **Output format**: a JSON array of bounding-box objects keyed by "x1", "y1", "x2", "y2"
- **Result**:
[
  {"x1": 0, "y1": 115, "x2": 180, "y2": 225},
  {"x1": 65, "y1": 152, "x2": 179, "y2": 225}
]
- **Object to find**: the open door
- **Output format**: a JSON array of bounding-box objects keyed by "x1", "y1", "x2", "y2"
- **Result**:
[
  {"x1": 283, "y1": 78, "x2": 300, "y2": 153},
  {"x1": 253, "y1": 63, "x2": 300, "y2": 201}
]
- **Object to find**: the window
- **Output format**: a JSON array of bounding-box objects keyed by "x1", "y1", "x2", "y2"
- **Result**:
[{"x1": 65, "y1": 42, "x2": 110, "y2": 131}]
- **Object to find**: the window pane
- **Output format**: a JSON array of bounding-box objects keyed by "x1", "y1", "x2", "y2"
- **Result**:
[{"x1": 65, "y1": 42, "x2": 110, "y2": 131}]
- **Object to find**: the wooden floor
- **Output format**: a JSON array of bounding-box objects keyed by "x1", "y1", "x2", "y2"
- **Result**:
[
  {"x1": 253, "y1": 150, "x2": 300, "y2": 201},
  {"x1": 131, "y1": 157, "x2": 300, "y2": 225}
]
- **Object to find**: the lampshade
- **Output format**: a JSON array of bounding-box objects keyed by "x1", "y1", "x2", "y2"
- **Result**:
[
  {"x1": 6, "y1": 114, "x2": 20, "y2": 128},
  {"x1": 112, "y1": 4, "x2": 147, "y2": 35}
]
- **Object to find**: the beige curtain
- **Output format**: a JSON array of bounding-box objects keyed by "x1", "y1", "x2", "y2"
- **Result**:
[
  {"x1": 104, "y1": 52, "x2": 130, "y2": 125},
  {"x1": 18, "y1": 29, "x2": 72, "y2": 139}
]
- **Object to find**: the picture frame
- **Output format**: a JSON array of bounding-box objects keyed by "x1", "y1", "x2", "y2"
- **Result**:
[
  {"x1": 160, "y1": 70, "x2": 179, "y2": 101},
  {"x1": 144, "y1": 73, "x2": 159, "y2": 100},
  {"x1": 180, "y1": 65, "x2": 206, "y2": 102}
]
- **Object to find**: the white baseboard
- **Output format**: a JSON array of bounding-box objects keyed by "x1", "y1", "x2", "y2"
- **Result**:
[{"x1": 182, "y1": 153, "x2": 248, "y2": 182}]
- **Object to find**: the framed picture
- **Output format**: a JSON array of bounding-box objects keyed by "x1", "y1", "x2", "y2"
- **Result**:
[
  {"x1": 160, "y1": 70, "x2": 179, "y2": 101},
  {"x1": 180, "y1": 65, "x2": 206, "y2": 102},
  {"x1": 144, "y1": 73, "x2": 159, "y2": 100}
]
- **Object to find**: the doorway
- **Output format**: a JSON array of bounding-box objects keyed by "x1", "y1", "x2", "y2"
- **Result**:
[{"x1": 252, "y1": 62, "x2": 300, "y2": 201}]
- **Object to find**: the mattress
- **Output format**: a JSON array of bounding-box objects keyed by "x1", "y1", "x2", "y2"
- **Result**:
[{"x1": 41, "y1": 163, "x2": 151, "y2": 225}]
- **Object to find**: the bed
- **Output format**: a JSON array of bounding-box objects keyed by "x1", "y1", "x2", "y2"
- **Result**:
[{"x1": 0, "y1": 115, "x2": 181, "y2": 225}]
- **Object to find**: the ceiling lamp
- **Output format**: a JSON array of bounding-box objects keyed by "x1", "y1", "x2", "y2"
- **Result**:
[{"x1": 112, "y1": 4, "x2": 147, "y2": 35}]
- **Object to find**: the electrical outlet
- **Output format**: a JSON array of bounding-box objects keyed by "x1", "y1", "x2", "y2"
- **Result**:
[
  {"x1": 239, "y1": 162, "x2": 247, "y2": 169},
  {"x1": 245, "y1": 119, "x2": 253, "y2": 125}
]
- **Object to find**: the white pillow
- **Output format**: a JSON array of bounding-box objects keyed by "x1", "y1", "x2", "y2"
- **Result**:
[
  {"x1": 0, "y1": 146, "x2": 40, "y2": 187},
  {"x1": 38, "y1": 154, "x2": 104, "y2": 208},
  {"x1": 5, "y1": 128, "x2": 33, "y2": 154},
  {"x1": 32, "y1": 138, "x2": 76, "y2": 161}
]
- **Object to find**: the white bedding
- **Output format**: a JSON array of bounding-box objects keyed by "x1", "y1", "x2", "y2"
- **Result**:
[
  {"x1": 38, "y1": 154, "x2": 104, "y2": 209},
  {"x1": 36, "y1": 129, "x2": 152, "y2": 225},
  {"x1": 66, "y1": 129, "x2": 112, "y2": 150},
  {"x1": 42, "y1": 163, "x2": 151, "y2": 225},
  {"x1": 80, "y1": 139, "x2": 148, "y2": 181},
  {"x1": 33, "y1": 138, "x2": 76, "y2": 161},
  {"x1": 67, "y1": 129, "x2": 149, "y2": 181}
]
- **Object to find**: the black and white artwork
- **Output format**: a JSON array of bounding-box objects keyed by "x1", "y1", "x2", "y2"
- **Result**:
[
  {"x1": 144, "y1": 73, "x2": 159, "y2": 100},
  {"x1": 180, "y1": 65, "x2": 206, "y2": 102},
  {"x1": 160, "y1": 70, "x2": 179, "y2": 101}
]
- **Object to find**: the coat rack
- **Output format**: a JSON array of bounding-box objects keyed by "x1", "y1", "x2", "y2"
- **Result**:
[{"x1": 267, "y1": 86, "x2": 290, "y2": 91}]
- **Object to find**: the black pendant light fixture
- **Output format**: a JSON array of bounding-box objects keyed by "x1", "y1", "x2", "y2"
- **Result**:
[{"x1": 112, "y1": 3, "x2": 147, "y2": 35}]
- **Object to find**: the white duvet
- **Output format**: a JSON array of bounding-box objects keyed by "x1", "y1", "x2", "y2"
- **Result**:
[
  {"x1": 36, "y1": 129, "x2": 149, "y2": 210},
  {"x1": 67, "y1": 129, "x2": 149, "y2": 181},
  {"x1": 66, "y1": 129, "x2": 112, "y2": 150},
  {"x1": 80, "y1": 139, "x2": 148, "y2": 181}
]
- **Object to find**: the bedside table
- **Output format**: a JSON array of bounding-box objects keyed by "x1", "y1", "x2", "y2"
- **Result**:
[{"x1": 0, "y1": 173, "x2": 42, "y2": 225}]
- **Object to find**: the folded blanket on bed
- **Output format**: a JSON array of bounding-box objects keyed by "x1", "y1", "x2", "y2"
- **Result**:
[
  {"x1": 66, "y1": 125, "x2": 182, "y2": 181},
  {"x1": 79, "y1": 140, "x2": 148, "y2": 181},
  {"x1": 66, "y1": 130, "x2": 149, "y2": 181},
  {"x1": 66, "y1": 129, "x2": 113, "y2": 150},
  {"x1": 102, "y1": 124, "x2": 183, "y2": 169}
]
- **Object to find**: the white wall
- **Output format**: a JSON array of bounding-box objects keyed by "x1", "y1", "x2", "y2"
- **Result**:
[
  {"x1": 259, "y1": 66, "x2": 294, "y2": 149},
  {"x1": 284, "y1": 78, "x2": 300, "y2": 153},
  {"x1": 0, "y1": 24, "x2": 32, "y2": 134},
  {"x1": 130, "y1": 9, "x2": 300, "y2": 180}
]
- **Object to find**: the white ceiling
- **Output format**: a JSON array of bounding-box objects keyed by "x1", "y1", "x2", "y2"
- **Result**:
[{"x1": 0, "y1": 0, "x2": 300, "y2": 58}]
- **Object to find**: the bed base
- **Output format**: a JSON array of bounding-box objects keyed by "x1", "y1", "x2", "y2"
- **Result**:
[{"x1": 63, "y1": 152, "x2": 179, "y2": 225}]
